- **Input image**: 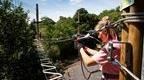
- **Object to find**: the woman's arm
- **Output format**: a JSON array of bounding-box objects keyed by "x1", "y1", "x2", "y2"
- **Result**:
[
  {"x1": 80, "y1": 47, "x2": 108, "y2": 66},
  {"x1": 84, "y1": 47, "x2": 99, "y2": 55},
  {"x1": 80, "y1": 48, "x2": 97, "y2": 66}
]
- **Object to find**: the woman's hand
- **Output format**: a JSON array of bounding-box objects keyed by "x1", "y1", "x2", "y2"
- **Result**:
[
  {"x1": 84, "y1": 47, "x2": 99, "y2": 55},
  {"x1": 80, "y1": 48, "x2": 97, "y2": 66},
  {"x1": 91, "y1": 50, "x2": 108, "y2": 65}
]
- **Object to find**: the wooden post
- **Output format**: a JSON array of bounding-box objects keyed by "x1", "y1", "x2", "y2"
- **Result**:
[
  {"x1": 128, "y1": 0, "x2": 143, "y2": 78},
  {"x1": 119, "y1": 23, "x2": 129, "y2": 80},
  {"x1": 36, "y1": 3, "x2": 39, "y2": 38},
  {"x1": 119, "y1": 0, "x2": 144, "y2": 79},
  {"x1": 77, "y1": 12, "x2": 80, "y2": 35},
  {"x1": 141, "y1": 35, "x2": 144, "y2": 80},
  {"x1": 128, "y1": 22, "x2": 142, "y2": 78}
]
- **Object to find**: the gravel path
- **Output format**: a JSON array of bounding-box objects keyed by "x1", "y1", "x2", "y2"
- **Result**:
[{"x1": 63, "y1": 61, "x2": 102, "y2": 80}]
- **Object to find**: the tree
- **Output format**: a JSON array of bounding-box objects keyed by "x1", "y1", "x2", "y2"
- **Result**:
[
  {"x1": 98, "y1": 6, "x2": 122, "y2": 22},
  {"x1": 54, "y1": 17, "x2": 76, "y2": 38},
  {"x1": 73, "y1": 8, "x2": 99, "y2": 33},
  {"x1": 41, "y1": 16, "x2": 55, "y2": 25},
  {"x1": 0, "y1": 0, "x2": 44, "y2": 80}
]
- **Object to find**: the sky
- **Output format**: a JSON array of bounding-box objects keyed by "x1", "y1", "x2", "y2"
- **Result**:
[{"x1": 15, "y1": 0, "x2": 121, "y2": 22}]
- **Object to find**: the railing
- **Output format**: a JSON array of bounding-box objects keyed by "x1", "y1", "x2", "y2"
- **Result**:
[
  {"x1": 40, "y1": 58, "x2": 63, "y2": 80},
  {"x1": 34, "y1": 39, "x2": 64, "y2": 80}
]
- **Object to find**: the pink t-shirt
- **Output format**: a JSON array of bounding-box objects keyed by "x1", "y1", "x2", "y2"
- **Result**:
[{"x1": 92, "y1": 40, "x2": 120, "y2": 74}]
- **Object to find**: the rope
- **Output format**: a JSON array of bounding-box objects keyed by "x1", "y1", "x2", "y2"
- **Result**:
[
  {"x1": 80, "y1": 57, "x2": 100, "y2": 80},
  {"x1": 37, "y1": 13, "x2": 144, "y2": 44},
  {"x1": 121, "y1": 12, "x2": 144, "y2": 16},
  {"x1": 40, "y1": 58, "x2": 63, "y2": 80},
  {"x1": 80, "y1": 57, "x2": 91, "y2": 80},
  {"x1": 34, "y1": 39, "x2": 64, "y2": 80},
  {"x1": 77, "y1": 42, "x2": 100, "y2": 80},
  {"x1": 112, "y1": 16, "x2": 144, "y2": 25},
  {"x1": 112, "y1": 12, "x2": 144, "y2": 26},
  {"x1": 46, "y1": 38, "x2": 74, "y2": 43},
  {"x1": 115, "y1": 59, "x2": 140, "y2": 80},
  {"x1": 108, "y1": 41, "x2": 140, "y2": 80}
]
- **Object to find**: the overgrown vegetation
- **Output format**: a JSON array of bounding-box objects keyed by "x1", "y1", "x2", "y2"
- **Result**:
[{"x1": 0, "y1": 0, "x2": 45, "y2": 80}]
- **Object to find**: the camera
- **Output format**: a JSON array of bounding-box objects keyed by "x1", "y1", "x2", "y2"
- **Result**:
[{"x1": 75, "y1": 30, "x2": 101, "y2": 49}]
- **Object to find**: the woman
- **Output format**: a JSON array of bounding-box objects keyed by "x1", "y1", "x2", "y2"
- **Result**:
[{"x1": 80, "y1": 16, "x2": 120, "y2": 80}]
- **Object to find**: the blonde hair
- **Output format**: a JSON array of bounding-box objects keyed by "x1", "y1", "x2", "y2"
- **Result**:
[
  {"x1": 102, "y1": 16, "x2": 110, "y2": 21},
  {"x1": 95, "y1": 16, "x2": 111, "y2": 31}
]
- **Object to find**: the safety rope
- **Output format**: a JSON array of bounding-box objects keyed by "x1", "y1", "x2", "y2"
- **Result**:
[
  {"x1": 75, "y1": 34, "x2": 101, "y2": 80},
  {"x1": 80, "y1": 56, "x2": 100, "y2": 80},
  {"x1": 121, "y1": 12, "x2": 144, "y2": 16},
  {"x1": 46, "y1": 38, "x2": 74, "y2": 43},
  {"x1": 40, "y1": 58, "x2": 63, "y2": 80},
  {"x1": 40, "y1": 14, "x2": 144, "y2": 44},
  {"x1": 34, "y1": 39, "x2": 64, "y2": 80},
  {"x1": 114, "y1": 59, "x2": 140, "y2": 80},
  {"x1": 112, "y1": 12, "x2": 144, "y2": 25},
  {"x1": 108, "y1": 41, "x2": 140, "y2": 80}
]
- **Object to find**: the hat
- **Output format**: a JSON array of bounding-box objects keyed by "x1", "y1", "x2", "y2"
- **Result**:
[{"x1": 95, "y1": 16, "x2": 110, "y2": 31}]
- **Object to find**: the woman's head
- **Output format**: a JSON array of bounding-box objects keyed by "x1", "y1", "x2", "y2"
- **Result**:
[
  {"x1": 95, "y1": 16, "x2": 110, "y2": 32},
  {"x1": 95, "y1": 16, "x2": 117, "y2": 43},
  {"x1": 98, "y1": 28, "x2": 118, "y2": 43}
]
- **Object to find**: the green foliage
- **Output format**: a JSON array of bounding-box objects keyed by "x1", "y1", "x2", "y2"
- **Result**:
[
  {"x1": 73, "y1": 8, "x2": 99, "y2": 33},
  {"x1": 39, "y1": 17, "x2": 56, "y2": 39},
  {"x1": 39, "y1": 16, "x2": 77, "y2": 62},
  {"x1": 41, "y1": 16, "x2": 55, "y2": 25},
  {"x1": 73, "y1": 8, "x2": 88, "y2": 23},
  {"x1": 47, "y1": 45, "x2": 60, "y2": 61},
  {"x1": 0, "y1": 0, "x2": 44, "y2": 80},
  {"x1": 98, "y1": 6, "x2": 122, "y2": 22},
  {"x1": 54, "y1": 17, "x2": 76, "y2": 38}
]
